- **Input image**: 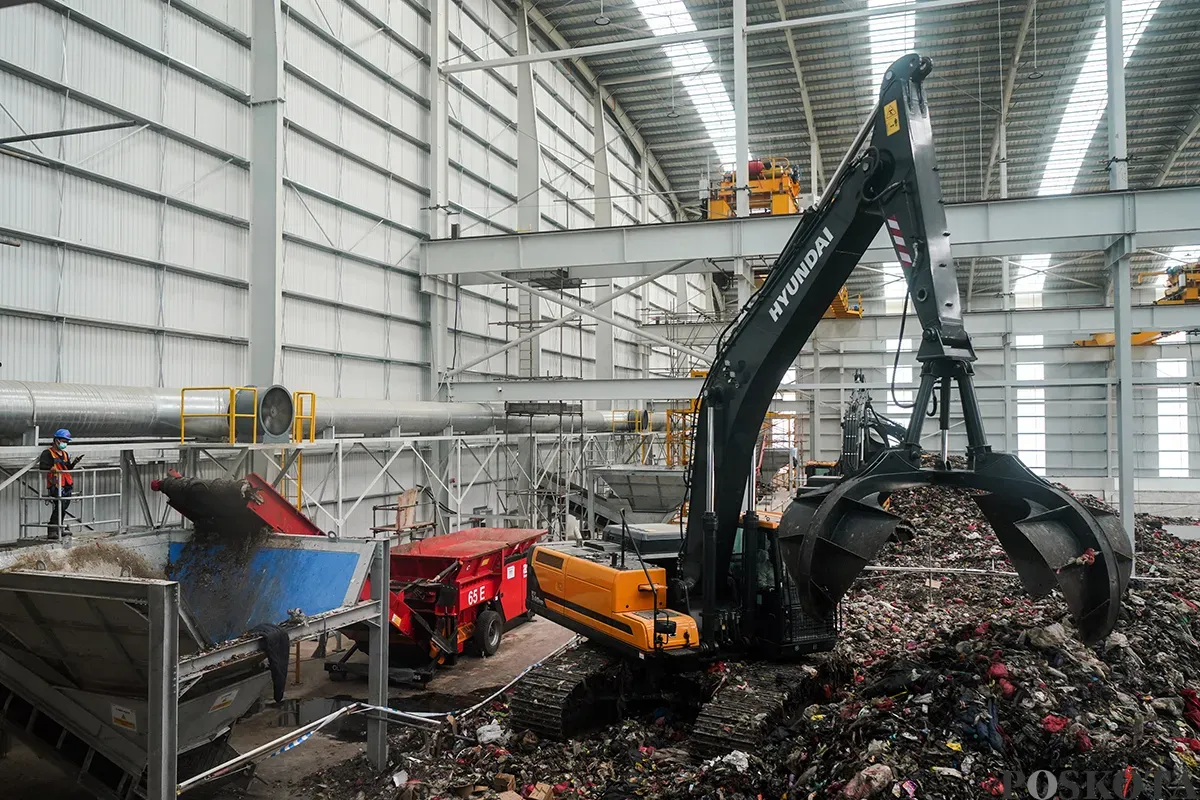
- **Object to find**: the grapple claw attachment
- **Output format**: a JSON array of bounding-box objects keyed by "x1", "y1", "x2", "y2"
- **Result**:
[{"x1": 777, "y1": 451, "x2": 1133, "y2": 644}]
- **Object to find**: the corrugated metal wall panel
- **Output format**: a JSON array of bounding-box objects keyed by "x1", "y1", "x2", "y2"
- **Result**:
[
  {"x1": 338, "y1": 260, "x2": 392, "y2": 316},
  {"x1": 161, "y1": 207, "x2": 248, "y2": 278},
  {"x1": 59, "y1": 0, "x2": 166, "y2": 53},
  {"x1": 165, "y1": 5, "x2": 250, "y2": 91},
  {"x1": 160, "y1": 337, "x2": 246, "y2": 387},
  {"x1": 281, "y1": 350, "x2": 338, "y2": 396},
  {"x1": 161, "y1": 273, "x2": 247, "y2": 338},
  {"x1": 185, "y1": 0, "x2": 251, "y2": 34},
  {"x1": 281, "y1": 295, "x2": 338, "y2": 351},
  {"x1": 338, "y1": 312, "x2": 392, "y2": 360},
  {"x1": 336, "y1": 358, "x2": 392, "y2": 398},
  {"x1": 0, "y1": 157, "x2": 66, "y2": 237},
  {"x1": 0, "y1": 241, "x2": 59, "y2": 312},
  {"x1": 0, "y1": 317, "x2": 59, "y2": 382},
  {"x1": 282, "y1": 239, "x2": 339, "y2": 297},
  {"x1": 58, "y1": 250, "x2": 159, "y2": 328},
  {"x1": 59, "y1": 326, "x2": 158, "y2": 385},
  {"x1": 0, "y1": 6, "x2": 67, "y2": 81}
]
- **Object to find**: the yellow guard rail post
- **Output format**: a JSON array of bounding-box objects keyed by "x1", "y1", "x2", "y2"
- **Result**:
[{"x1": 180, "y1": 387, "x2": 258, "y2": 444}]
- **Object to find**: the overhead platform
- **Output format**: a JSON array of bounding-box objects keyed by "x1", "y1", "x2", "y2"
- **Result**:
[{"x1": 421, "y1": 187, "x2": 1200, "y2": 284}]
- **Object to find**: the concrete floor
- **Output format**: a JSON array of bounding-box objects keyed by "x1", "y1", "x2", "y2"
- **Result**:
[{"x1": 0, "y1": 616, "x2": 576, "y2": 800}]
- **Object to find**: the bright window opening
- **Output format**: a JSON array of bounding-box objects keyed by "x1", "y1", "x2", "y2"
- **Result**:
[
  {"x1": 632, "y1": 0, "x2": 737, "y2": 167},
  {"x1": 1014, "y1": 255, "x2": 1049, "y2": 309},
  {"x1": 882, "y1": 263, "x2": 907, "y2": 314},
  {"x1": 1157, "y1": 359, "x2": 1189, "y2": 477},
  {"x1": 887, "y1": 363, "x2": 913, "y2": 418},
  {"x1": 1016, "y1": 361, "x2": 1046, "y2": 475},
  {"x1": 1015, "y1": 335, "x2": 1045, "y2": 349}
]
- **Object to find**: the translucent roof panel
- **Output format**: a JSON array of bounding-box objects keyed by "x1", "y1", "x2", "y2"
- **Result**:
[
  {"x1": 1037, "y1": 0, "x2": 1162, "y2": 197},
  {"x1": 634, "y1": 0, "x2": 738, "y2": 167},
  {"x1": 868, "y1": 0, "x2": 916, "y2": 98}
]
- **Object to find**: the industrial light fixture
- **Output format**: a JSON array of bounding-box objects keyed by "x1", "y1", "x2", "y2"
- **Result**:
[
  {"x1": 594, "y1": 0, "x2": 610, "y2": 26},
  {"x1": 666, "y1": 79, "x2": 680, "y2": 118},
  {"x1": 1026, "y1": 0, "x2": 1044, "y2": 80}
]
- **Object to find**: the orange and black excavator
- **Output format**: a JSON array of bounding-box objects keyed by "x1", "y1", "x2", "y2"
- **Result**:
[{"x1": 511, "y1": 54, "x2": 1133, "y2": 751}]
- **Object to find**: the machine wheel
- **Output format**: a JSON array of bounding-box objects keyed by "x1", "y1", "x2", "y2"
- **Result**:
[{"x1": 474, "y1": 610, "x2": 503, "y2": 657}]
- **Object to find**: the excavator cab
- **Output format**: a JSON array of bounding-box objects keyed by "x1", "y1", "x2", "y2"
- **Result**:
[{"x1": 729, "y1": 512, "x2": 840, "y2": 657}]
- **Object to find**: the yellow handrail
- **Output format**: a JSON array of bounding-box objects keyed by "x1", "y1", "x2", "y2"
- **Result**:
[
  {"x1": 180, "y1": 386, "x2": 258, "y2": 444},
  {"x1": 286, "y1": 391, "x2": 318, "y2": 510},
  {"x1": 292, "y1": 391, "x2": 317, "y2": 443}
]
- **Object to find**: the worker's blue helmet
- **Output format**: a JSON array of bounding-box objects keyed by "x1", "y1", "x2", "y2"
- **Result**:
[{"x1": 53, "y1": 428, "x2": 71, "y2": 441}]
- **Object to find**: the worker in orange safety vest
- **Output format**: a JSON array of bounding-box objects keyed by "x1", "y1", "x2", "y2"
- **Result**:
[{"x1": 39, "y1": 428, "x2": 83, "y2": 539}]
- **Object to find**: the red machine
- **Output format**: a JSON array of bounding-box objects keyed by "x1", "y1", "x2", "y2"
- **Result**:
[{"x1": 328, "y1": 527, "x2": 546, "y2": 684}]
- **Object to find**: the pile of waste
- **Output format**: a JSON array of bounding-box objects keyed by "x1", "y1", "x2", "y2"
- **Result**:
[{"x1": 298, "y1": 491, "x2": 1200, "y2": 800}]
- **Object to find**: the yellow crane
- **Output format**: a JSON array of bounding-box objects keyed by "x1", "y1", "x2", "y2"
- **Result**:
[{"x1": 1074, "y1": 262, "x2": 1197, "y2": 346}]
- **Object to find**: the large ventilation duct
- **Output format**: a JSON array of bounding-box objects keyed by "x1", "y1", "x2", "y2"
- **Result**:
[{"x1": 0, "y1": 381, "x2": 666, "y2": 441}]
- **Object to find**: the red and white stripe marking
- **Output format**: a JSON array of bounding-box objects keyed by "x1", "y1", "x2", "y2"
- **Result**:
[{"x1": 887, "y1": 216, "x2": 912, "y2": 267}]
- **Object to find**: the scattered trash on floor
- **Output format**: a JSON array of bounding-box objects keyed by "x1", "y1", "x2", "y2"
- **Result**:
[{"x1": 296, "y1": 498, "x2": 1200, "y2": 800}]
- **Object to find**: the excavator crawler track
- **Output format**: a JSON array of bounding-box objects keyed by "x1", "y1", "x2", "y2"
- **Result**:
[
  {"x1": 508, "y1": 642, "x2": 627, "y2": 740},
  {"x1": 689, "y1": 667, "x2": 790, "y2": 758}
]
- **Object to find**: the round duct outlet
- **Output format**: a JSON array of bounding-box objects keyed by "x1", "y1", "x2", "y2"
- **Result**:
[
  {"x1": 233, "y1": 385, "x2": 295, "y2": 442},
  {"x1": 258, "y1": 385, "x2": 295, "y2": 439}
]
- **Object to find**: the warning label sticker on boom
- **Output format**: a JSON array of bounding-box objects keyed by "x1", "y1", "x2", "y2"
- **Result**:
[{"x1": 884, "y1": 100, "x2": 900, "y2": 136}]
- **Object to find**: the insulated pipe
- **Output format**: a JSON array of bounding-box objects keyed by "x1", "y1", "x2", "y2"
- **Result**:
[
  {"x1": 0, "y1": 381, "x2": 666, "y2": 441},
  {"x1": 0, "y1": 381, "x2": 229, "y2": 439}
]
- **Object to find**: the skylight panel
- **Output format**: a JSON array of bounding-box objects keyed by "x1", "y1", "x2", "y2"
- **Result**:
[
  {"x1": 868, "y1": 0, "x2": 916, "y2": 96},
  {"x1": 633, "y1": 0, "x2": 738, "y2": 168},
  {"x1": 1037, "y1": 0, "x2": 1161, "y2": 196}
]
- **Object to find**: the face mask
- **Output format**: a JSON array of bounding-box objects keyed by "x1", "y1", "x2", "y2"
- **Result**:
[{"x1": 54, "y1": 440, "x2": 67, "y2": 451}]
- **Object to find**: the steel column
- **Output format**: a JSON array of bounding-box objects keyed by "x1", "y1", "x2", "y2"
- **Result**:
[
  {"x1": 1108, "y1": 0, "x2": 1134, "y2": 547},
  {"x1": 429, "y1": 0, "x2": 449, "y2": 240},
  {"x1": 249, "y1": 0, "x2": 285, "y2": 387},
  {"x1": 427, "y1": 0, "x2": 455, "y2": 529},
  {"x1": 147, "y1": 582, "x2": 179, "y2": 800},
  {"x1": 515, "y1": 4, "x2": 541, "y2": 387},
  {"x1": 1110, "y1": 234, "x2": 1136, "y2": 546},
  {"x1": 999, "y1": 124, "x2": 1010, "y2": 310},
  {"x1": 593, "y1": 93, "x2": 615, "y2": 409},
  {"x1": 733, "y1": 0, "x2": 750, "y2": 218},
  {"x1": 810, "y1": 345, "x2": 821, "y2": 462},
  {"x1": 366, "y1": 539, "x2": 390, "y2": 770},
  {"x1": 516, "y1": 2, "x2": 540, "y2": 234},
  {"x1": 1106, "y1": 0, "x2": 1129, "y2": 191},
  {"x1": 639, "y1": 153, "x2": 650, "y2": 224}
]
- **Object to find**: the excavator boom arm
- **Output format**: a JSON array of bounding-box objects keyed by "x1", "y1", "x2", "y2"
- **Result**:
[
  {"x1": 682, "y1": 54, "x2": 963, "y2": 585},
  {"x1": 681, "y1": 54, "x2": 1132, "y2": 646}
]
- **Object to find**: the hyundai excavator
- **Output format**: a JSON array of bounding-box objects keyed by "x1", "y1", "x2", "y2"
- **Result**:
[{"x1": 510, "y1": 54, "x2": 1133, "y2": 753}]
